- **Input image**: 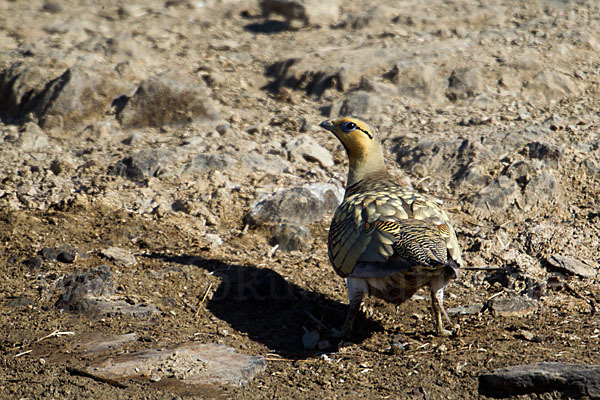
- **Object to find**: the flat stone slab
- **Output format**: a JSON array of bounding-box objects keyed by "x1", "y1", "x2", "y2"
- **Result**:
[
  {"x1": 479, "y1": 362, "x2": 600, "y2": 398},
  {"x1": 547, "y1": 255, "x2": 597, "y2": 278},
  {"x1": 73, "y1": 333, "x2": 138, "y2": 353},
  {"x1": 100, "y1": 246, "x2": 137, "y2": 267},
  {"x1": 487, "y1": 296, "x2": 538, "y2": 317},
  {"x1": 86, "y1": 343, "x2": 266, "y2": 386}
]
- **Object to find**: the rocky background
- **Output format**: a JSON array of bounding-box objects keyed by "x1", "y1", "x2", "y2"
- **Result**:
[{"x1": 1, "y1": 0, "x2": 599, "y2": 398}]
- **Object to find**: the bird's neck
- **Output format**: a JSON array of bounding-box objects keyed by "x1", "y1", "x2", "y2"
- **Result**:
[{"x1": 346, "y1": 142, "x2": 388, "y2": 187}]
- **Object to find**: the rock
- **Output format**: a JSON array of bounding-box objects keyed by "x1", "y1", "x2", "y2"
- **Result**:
[
  {"x1": 57, "y1": 247, "x2": 77, "y2": 263},
  {"x1": 118, "y1": 72, "x2": 219, "y2": 128},
  {"x1": 344, "y1": 6, "x2": 396, "y2": 29},
  {"x1": 523, "y1": 70, "x2": 583, "y2": 103},
  {"x1": 522, "y1": 171, "x2": 560, "y2": 209},
  {"x1": 546, "y1": 255, "x2": 597, "y2": 279},
  {"x1": 204, "y1": 234, "x2": 223, "y2": 248},
  {"x1": 109, "y1": 148, "x2": 183, "y2": 181},
  {"x1": 73, "y1": 333, "x2": 138, "y2": 353},
  {"x1": 42, "y1": 1, "x2": 63, "y2": 13},
  {"x1": 470, "y1": 176, "x2": 519, "y2": 211},
  {"x1": 56, "y1": 266, "x2": 158, "y2": 317},
  {"x1": 390, "y1": 64, "x2": 446, "y2": 104},
  {"x1": 241, "y1": 152, "x2": 290, "y2": 174},
  {"x1": 487, "y1": 296, "x2": 538, "y2": 317},
  {"x1": 502, "y1": 160, "x2": 562, "y2": 210},
  {"x1": 31, "y1": 65, "x2": 128, "y2": 131},
  {"x1": 183, "y1": 153, "x2": 237, "y2": 175},
  {"x1": 260, "y1": 0, "x2": 341, "y2": 27},
  {"x1": 302, "y1": 330, "x2": 320, "y2": 350},
  {"x1": 40, "y1": 245, "x2": 78, "y2": 263},
  {"x1": 56, "y1": 265, "x2": 115, "y2": 303},
  {"x1": 498, "y1": 71, "x2": 521, "y2": 92},
  {"x1": 100, "y1": 246, "x2": 137, "y2": 267},
  {"x1": 391, "y1": 334, "x2": 406, "y2": 354},
  {"x1": 286, "y1": 135, "x2": 334, "y2": 168},
  {"x1": 271, "y1": 223, "x2": 313, "y2": 252},
  {"x1": 479, "y1": 362, "x2": 600, "y2": 398},
  {"x1": 268, "y1": 44, "x2": 452, "y2": 96},
  {"x1": 446, "y1": 67, "x2": 482, "y2": 101},
  {"x1": 245, "y1": 183, "x2": 343, "y2": 227},
  {"x1": 395, "y1": 138, "x2": 490, "y2": 181},
  {"x1": 0, "y1": 61, "x2": 61, "y2": 117},
  {"x1": 17, "y1": 122, "x2": 49, "y2": 151},
  {"x1": 24, "y1": 256, "x2": 43, "y2": 270},
  {"x1": 328, "y1": 90, "x2": 380, "y2": 118},
  {"x1": 447, "y1": 303, "x2": 483, "y2": 315},
  {"x1": 509, "y1": 53, "x2": 543, "y2": 71},
  {"x1": 520, "y1": 141, "x2": 562, "y2": 168},
  {"x1": 86, "y1": 342, "x2": 266, "y2": 385}
]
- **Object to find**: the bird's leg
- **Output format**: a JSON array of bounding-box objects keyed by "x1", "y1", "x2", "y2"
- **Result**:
[
  {"x1": 430, "y1": 287, "x2": 452, "y2": 337},
  {"x1": 333, "y1": 278, "x2": 366, "y2": 338}
]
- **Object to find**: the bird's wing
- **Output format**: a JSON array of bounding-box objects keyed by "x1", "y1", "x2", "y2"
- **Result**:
[{"x1": 328, "y1": 187, "x2": 462, "y2": 278}]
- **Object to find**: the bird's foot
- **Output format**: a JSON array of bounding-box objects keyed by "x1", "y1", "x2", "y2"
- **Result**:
[{"x1": 436, "y1": 327, "x2": 453, "y2": 337}]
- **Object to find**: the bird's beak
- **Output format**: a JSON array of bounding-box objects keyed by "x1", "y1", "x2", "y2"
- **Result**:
[{"x1": 319, "y1": 120, "x2": 335, "y2": 132}]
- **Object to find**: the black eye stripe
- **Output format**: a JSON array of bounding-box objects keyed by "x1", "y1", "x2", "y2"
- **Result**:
[
  {"x1": 340, "y1": 120, "x2": 373, "y2": 139},
  {"x1": 357, "y1": 126, "x2": 373, "y2": 139}
]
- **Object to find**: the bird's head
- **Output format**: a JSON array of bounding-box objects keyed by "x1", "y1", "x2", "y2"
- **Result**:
[
  {"x1": 319, "y1": 117, "x2": 378, "y2": 160},
  {"x1": 319, "y1": 117, "x2": 387, "y2": 185}
]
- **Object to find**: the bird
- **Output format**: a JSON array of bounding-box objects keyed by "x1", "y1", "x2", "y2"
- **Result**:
[{"x1": 319, "y1": 116, "x2": 463, "y2": 337}]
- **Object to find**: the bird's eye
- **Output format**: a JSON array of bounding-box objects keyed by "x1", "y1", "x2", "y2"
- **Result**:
[{"x1": 341, "y1": 121, "x2": 357, "y2": 133}]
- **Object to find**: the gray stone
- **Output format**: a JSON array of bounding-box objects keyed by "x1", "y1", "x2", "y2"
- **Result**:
[
  {"x1": 118, "y1": 72, "x2": 219, "y2": 128},
  {"x1": 447, "y1": 303, "x2": 483, "y2": 315},
  {"x1": 109, "y1": 148, "x2": 183, "y2": 181},
  {"x1": 271, "y1": 223, "x2": 313, "y2": 252},
  {"x1": 40, "y1": 245, "x2": 78, "y2": 263},
  {"x1": 470, "y1": 176, "x2": 519, "y2": 211},
  {"x1": 86, "y1": 342, "x2": 266, "y2": 385},
  {"x1": 183, "y1": 153, "x2": 237, "y2": 175},
  {"x1": 522, "y1": 171, "x2": 560, "y2": 209},
  {"x1": 524, "y1": 70, "x2": 583, "y2": 103},
  {"x1": 395, "y1": 138, "x2": 490, "y2": 181},
  {"x1": 100, "y1": 246, "x2": 137, "y2": 267},
  {"x1": 73, "y1": 333, "x2": 138, "y2": 353},
  {"x1": 245, "y1": 183, "x2": 343, "y2": 227},
  {"x1": 479, "y1": 362, "x2": 600, "y2": 398},
  {"x1": 521, "y1": 141, "x2": 562, "y2": 167},
  {"x1": 328, "y1": 90, "x2": 380, "y2": 118},
  {"x1": 56, "y1": 265, "x2": 115, "y2": 305},
  {"x1": 344, "y1": 6, "x2": 396, "y2": 29},
  {"x1": 32, "y1": 65, "x2": 128, "y2": 131},
  {"x1": 268, "y1": 42, "x2": 459, "y2": 96},
  {"x1": 56, "y1": 266, "x2": 158, "y2": 317},
  {"x1": 446, "y1": 67, "x2": 482, "y2": 101},
  {"x1": 241, "y1": 152, "x2": 290, "y2": 174},
  {"x1": 260, "y1": 0, "x2": 341, "y2": 27},
  {"x1": 487, "y1": 296, "x2": 538, "y2": 317},
  {"x1": 286, "y1": 135, "x2": 334, "y2": 168},
  {"x1": 0, "y1": 61, "x2": 60, "y2": 116},
  {"x1": 546, "y1": 255, "x2": 597, "y2": 278},
  {"x1": 390, "y1": 64, "x2": 446, "y2": 104},
  {"x1": 17, "y1": 122, "x2": 49, "y2": 151},
  {"x1": 204, "y1": 234, "x2": 223, "y2": 248},
  {"x1": 25, "y1": 256, "x2": 43, "y2": 270}
]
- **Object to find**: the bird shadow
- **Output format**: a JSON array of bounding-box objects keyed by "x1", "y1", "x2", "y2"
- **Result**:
[{"x1": 143, "y1": 253, "x2": 382, "y2": 358}]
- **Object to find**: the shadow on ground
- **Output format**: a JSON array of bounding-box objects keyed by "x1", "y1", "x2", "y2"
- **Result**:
[
  {"x1": 144, "y1": 253, "x2": 382, "y2": 357},
  {"x1": 244, "y1": 20, "x2": 289, "y2": 34}
]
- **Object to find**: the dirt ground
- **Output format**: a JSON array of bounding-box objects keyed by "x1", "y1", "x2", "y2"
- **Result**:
[{"x1": 1, "y1": 0, "x2": 600, "y2": 399}]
